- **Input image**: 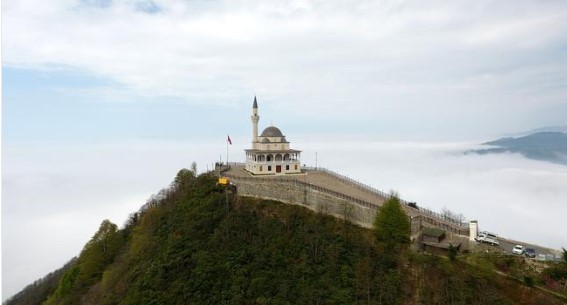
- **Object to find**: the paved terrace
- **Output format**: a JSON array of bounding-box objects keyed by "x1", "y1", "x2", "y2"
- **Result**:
[{"x1": 224, "y1": 164, "x2": 469, "y2": 235}]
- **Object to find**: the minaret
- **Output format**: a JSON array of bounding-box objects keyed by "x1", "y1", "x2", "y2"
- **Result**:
[{"x1": 251, "y1": 96, "x2": 260, "y2": 143}]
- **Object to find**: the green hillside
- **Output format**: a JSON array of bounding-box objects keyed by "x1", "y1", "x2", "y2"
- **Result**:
[{"x1": 6, "y1": 169, "x2": 566, "y2": 305}]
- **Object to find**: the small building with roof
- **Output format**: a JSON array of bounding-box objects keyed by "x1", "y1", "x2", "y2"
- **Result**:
[
  {"x1": 244, "y1": 97, "x2": 302, "y2": 175},
  {"x1": 420, "y1": 227, "x2": 462, "y2": 256}
]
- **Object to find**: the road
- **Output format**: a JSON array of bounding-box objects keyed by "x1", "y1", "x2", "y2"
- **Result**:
[
  {"x1": 498, "y1": 238, "x2": 562, "y2": 261},
  {"x1": 474, "y1": 237, "x2": 562, "y2": 261}
]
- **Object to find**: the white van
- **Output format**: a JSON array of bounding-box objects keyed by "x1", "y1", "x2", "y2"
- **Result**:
[{"x1": 475, "y1": 231, "x2": 499, "y2": 246}]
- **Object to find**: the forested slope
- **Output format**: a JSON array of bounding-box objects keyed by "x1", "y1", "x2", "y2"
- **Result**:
[{"x1": 5, "y1": 169, "x2": 565, "y2": 305}]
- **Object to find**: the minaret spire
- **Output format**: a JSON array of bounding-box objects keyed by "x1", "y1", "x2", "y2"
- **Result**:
[{"x1": 251, "y1": 96, "x2": 260, "y2": 143}]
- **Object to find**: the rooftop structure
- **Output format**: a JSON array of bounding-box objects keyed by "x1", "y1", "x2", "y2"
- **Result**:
[{"x1": 244, "y1": 97, "x2": 301, "y2": 175}]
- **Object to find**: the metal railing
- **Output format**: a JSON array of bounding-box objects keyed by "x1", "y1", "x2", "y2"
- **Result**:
[{"x1": 304, "y1": 166, "x2": 467, "y2": 227}]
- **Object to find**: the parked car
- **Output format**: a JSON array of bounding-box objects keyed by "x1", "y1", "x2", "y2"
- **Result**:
[
  {"x1": 475, "y1": 231, "x2": 499, "y2": 246},
  {"x1": 512, "y1": 245, "x2": 525, "y2": 255},
  {"x1": 524, "y1": 248, "x2": 536, "y2": 258}
]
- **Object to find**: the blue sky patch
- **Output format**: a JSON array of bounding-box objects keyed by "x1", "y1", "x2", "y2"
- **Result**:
[{"x1": 136, "y1": 0, "x2": 161, "y2": 14}]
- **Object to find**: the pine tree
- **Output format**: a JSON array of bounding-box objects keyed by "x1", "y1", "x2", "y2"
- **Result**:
[{"x1": 373, "y1": 196, "x2": 410, "y2": 250}]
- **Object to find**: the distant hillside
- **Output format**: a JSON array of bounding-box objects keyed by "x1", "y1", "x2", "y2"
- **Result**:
[
  {"x1": 471, "y1": 132, "x2": 567, "y2": 165},
  {"x1": 5, "y1": 170, "x2": 567, "y2": 305}
]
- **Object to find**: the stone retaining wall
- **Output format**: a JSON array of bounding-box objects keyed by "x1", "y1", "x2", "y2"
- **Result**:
[
  {"x1": 230, "y1": 176, "x2": 377, "y2": 228},
  {"x1": 225, "y1": 168, "x2": 469, "y2": 235}
]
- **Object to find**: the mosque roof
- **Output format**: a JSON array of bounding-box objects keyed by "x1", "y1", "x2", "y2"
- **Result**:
[{"x1": 260, "y1": 126, "x2": 284, "y2": 137}]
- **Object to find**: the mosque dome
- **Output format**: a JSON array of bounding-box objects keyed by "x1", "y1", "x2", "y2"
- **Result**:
[{"x1": 260, "y1": 126, "x2": 284, "y2": 137}]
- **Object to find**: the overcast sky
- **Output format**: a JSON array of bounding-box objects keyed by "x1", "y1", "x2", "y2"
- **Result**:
[{"x1": 3, "y1": 0, "x2": 567, "y2": 301}]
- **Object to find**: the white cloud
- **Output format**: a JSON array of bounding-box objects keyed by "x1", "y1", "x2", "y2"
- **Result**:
[{"x1": 4, "y1": 0, "x2": 567, "y2": 119}]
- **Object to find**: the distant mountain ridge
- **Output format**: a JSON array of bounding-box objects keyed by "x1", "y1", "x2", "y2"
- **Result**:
[{"x1": 471, "y1": 131, "x2": 567, "y2": 165}]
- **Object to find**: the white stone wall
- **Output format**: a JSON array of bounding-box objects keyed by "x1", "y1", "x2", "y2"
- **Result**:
[{"x1": 245, "y1": 159, "x2": 302, "y2": 175}]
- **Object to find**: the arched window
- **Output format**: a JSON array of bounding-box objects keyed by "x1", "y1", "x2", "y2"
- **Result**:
[
  {"x1": 284, "y1": 154, "x2": 291, "y2": 161},
  {"x1": 267, "y1": 154, "x2": 273, "y2": 162},
  {"x1": 275, "y1": 154, "x2": 282, "y2": 161}
]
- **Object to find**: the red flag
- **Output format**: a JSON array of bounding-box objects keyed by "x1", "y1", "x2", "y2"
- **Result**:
[{"x1": 227, "y1": 135, "x2": 232, "y2": 145}]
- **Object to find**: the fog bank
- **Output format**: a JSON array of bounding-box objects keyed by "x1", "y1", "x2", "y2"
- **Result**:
[{"x1": 3, "y1": 139, "x2": 567, "y2": 300}]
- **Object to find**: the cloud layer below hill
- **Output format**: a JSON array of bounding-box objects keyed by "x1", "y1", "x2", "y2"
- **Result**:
[{"x1": 4, "y1": 139, "x2": 567, "y2": 299}]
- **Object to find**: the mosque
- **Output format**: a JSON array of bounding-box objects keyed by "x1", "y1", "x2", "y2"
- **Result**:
[{"x1": 244, "y1": 97, "x2": 302, "y2": 175}]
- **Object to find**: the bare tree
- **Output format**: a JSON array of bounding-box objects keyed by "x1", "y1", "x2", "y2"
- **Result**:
[{"x1": 441, "y1": 207, "x2": 466, "y2": 225}]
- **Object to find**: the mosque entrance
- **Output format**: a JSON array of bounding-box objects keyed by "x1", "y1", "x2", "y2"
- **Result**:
[{"x1": 276, "y1": 165, "x2": 282, "y2": 173}]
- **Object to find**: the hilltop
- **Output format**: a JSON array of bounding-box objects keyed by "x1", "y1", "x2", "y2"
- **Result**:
[
  {"x1": 470, "y1": 132, "x2": 567, "y2": 165},
  {"x1": 5, "y1": 169, "x2": 567, "y2": 305}
]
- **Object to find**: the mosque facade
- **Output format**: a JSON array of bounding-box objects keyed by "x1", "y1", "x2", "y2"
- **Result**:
[{"x1": 244, "y1": 97, "x2": 302, "y2": 175}]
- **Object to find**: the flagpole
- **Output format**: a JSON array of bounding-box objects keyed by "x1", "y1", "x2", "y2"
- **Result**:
[{"x1": 226, "y1": 135, "x2": 233, "y2": 170}]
